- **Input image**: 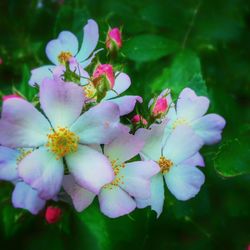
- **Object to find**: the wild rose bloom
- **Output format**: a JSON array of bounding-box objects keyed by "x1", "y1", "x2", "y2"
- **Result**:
[
  {"x1": 2, "y1": 94, "x2": 22, "y2": 102},
  {"x1": 135, "y1": 122, "x2": 204, "y2": 217},
  {"x1": 45, "y1": 206, "x2": 62, "y2": 224},
  {"x1": 83, "y1": 69, "x2": 142, "y2": 115},
  {"x1": 0, "y1": 146, "x2": 46, "y2": 214},
  {"x1": 106, "y1": 28, "x2": 122, "y2": 51},
  {"x1": 29, "y1": 19, "x2": 100, "y2": 86},
  {"x1": 131, "y1": 114, "x2": 148, "y2": 126},
  {"x1": 93, "y1": 64, "x2": 115, "y2": 89},
  {"x1": 63, "y1": 128, "x2": 159, "y2": 218},
  {"x1": 166, "y1": 88, "x2": 226, "y2": 145},
  {"x1": 0, "y1": 78, "x2": 122, "y2": 200}
]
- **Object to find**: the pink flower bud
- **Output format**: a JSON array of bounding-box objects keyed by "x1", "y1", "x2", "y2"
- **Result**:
[
  {"x1": 2, "y1": 94, "x2": 22, "y2": 102},
  {"x1": 152, "y1": 97, "x2": 168, "y2": 117},
  {"x1": 131, "y1": 114, "x2": 148, "y2": 125},
  {"x1": 93, "y1": 64, "x2": 115, "y2": 89},
  {"x1": 0, "y1": 58, "x2": 3, "y2": 65},
  {"x1": 106, "y1": 28, "x2": 122, "y2": 51},
  {"x1": 45, "y1": 206, "x2": 62, "y2": 224}
]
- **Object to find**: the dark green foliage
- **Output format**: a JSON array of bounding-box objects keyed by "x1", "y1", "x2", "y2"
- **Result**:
[{"x1": 0, "y1": 0, "x2": 249, "y2": 249}]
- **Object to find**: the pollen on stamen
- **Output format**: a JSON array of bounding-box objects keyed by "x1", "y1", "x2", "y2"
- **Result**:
[
  {"x1": 172, "y1": 118, "x2": 188, "y2": 129},
  {"x1": 46, "y1": 127, "x2": 79, "y2": 160},
  {"x1": 103, "y1": 159, "x2": 125, "y2": 190},
  {"x1": 158, "y1": 156, "x2": 173, "y2": 174},
  {"x1": 58, "y1": 51, "x2": 72, "y2": 65},
  {"x1": 83, "y1": 82, "x2": 97, "y2": 100}
]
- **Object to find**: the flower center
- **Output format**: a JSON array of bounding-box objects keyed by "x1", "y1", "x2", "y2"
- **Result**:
[
  {"x1": 58, "y1": 51, "x2": 72, "y2": 65},
  {"x1": 83, "y1": 82, "x2": 97, "y2": 100},
  {"x1": 103, "y1": 159, "x2": 125, "y2": 189},
  {"x1": 172, "y1": 118, "x2": 188, "y2": 129},
  {"x1": 158, "y1": 156, "x2": 173, "y2": 174},
  {"x1": 46, "y1": 127, "x2": 79, "y2": 159}
]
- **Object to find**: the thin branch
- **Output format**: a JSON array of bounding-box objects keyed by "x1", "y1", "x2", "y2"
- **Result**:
[{"x1": 182, "y1": 0, "x2": 202, "y2": 49}]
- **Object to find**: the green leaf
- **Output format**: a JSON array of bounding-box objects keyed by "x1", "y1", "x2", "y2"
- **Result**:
[
  {"x1": 214, "y1": 138, "x2": 250, "y2": 177},
  {"x1": 122, "y1": 34, "x2": 178, "y2": 62},
  {"x1": 77, "y1": 205, "x2": 111, "y2": 250},
  {"x1": 151, "y1": 50, "x2": 207, "y2": 97}
]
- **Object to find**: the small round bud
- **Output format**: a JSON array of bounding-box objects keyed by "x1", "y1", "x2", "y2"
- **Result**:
[
  {"x1": 106, "y1": 28, "x2": 122, "y2": 51},
  {"x1": 45, "y1": 206, "x2": 62, "y2": 224},
  {"x1": 93, "y1": 64, "x2": 115, "y2": 89},
  {"x1": 131, "y1": 114, "x2": 148, "y2": 126}
]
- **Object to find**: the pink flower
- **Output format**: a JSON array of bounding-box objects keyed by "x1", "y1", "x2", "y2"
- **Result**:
[
  {"x1": 152, "y1": 97, "x2": 168, "y2": 117},
  {"x1": 2, "y1": 94, "x2": 22, "y2": 102},
  {"x1": 106, "y1": 28, "x2": 122, "y2": 50},
  {"x1": 45, "y1": 206, "x2": 62, "y2": 224},
  {"x1": 131, "y1": 114, "x2": 148, "y2": 125},
  {"x1": 93, "y1": 64, "x2": 115, "y2": 89}
]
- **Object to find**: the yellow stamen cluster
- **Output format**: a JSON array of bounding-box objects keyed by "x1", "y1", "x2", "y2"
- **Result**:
[
  {"x1": 16, "y1": 149, "x2": 33, "y2": 164},
  {"x1": 104, "y1": 159, "x2": 125, "y2": 190},
  {"x1": 158, "y1": 156, "x2": 173, "y2": 174},
  {"x1": 58, "y1": 51, "x2": 72, "y2": 65},
  {"x1": 46, "y1": 127, "x2": 79, "y2": 160},
  {"x1": 83, "y1": 82, "x2": 97, "y2": 99},
  {"x1": 172, "y1": 118, "x2": 188, "y2": 129}
]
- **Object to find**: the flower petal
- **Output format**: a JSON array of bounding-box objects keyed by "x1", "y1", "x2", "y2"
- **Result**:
[
  {"x1": 79, "y1": 48, "x2": 103, "y2": 68},
  {"x1": 12, "y1": 182, "x2": 46, "y2": 215},
  {"x1": 29, "y1": 65, "x2": 55, "y2": 86},
  {"x1": 98, "y1": 186, "x2": 136, "y2": 218},
  {"x1": 191, "y1": 114, "x2": 226, "y2": 145},
  {"x1": 66, "y1": 145, "x2": 114, "y2": 194},
  {"x1": 108, "y1": 95, "x2": 142, "y2": 116},
  {"x1": 164, "y1": 164, "x2": 205, "y2": 201},
  {"x1": 40, "y1": 78, "x2": 84, "y2": 128},
  {"x1": 18, "y1": 147, "x2": 64, "y2": 200},
  {"x1": 163, "y1": 125, "x2": 203, "y2": 165},
  {"x1": 182, "y1": 152, "x2": 205, "y2": 167},
  {"x1": 104, "y1": 128, "x2": 144, "y2": 164},
  {"x1": 177, "y1": 88, "x2": 209, "y2": 121},
  {"x1": 71, "y1": 101, "x2": 121, "y2": 145},
  {"x1": 136, "y1": 121, "x2": 167, "y2": 161},
  {"x1": 0, "y1": 146, "x2": 19, "y2": 181},
  {"x1": 118, "y1": 161, "x2": 160, "y2": 199},
  {"x1": 63, "y1": 175, "x2": 95, "y2": 212},
  {"x1": 104, "y1": 72, "x2": 131, "y2": 100},
  {"x1": 0, "y1": 98, "x2": 51, "y2": 148},
  {"x1": 46, "y1": 31, "x2": 78, "y2": 65},
  {"x1": 136, "y1": 173, "x2": 164, "y2": 218},
  {"x1": 76, "y1": 19, "x2": 99, "y2": 62}
]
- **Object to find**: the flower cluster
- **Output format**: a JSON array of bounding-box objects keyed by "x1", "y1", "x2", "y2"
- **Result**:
[{"x1": 0, "y1": 19, "x2": 226, "y2": 220}]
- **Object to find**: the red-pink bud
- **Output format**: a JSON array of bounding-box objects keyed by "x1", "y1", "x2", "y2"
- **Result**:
[
  {"x1": 93, "y1": 64, "x2": 115, "y2": 89},
  {"x1": 0, "y1": 58, "x2": 3, "y2": 65},
  {"x1": 152, "y1": 97, "x2": 168, "y2": 116},
  {"x1": 106, "y1": 28, "x2": 122, "y2": 50},
  {"x1": 2, "y1": 94, "x2": 22, "y2": 102},
  {"x1": 45, "y1": 206, "x2": 62, "y2": 224},
  {"x1": 131, "y1": 114, "x2": 148, "y2": 125}
]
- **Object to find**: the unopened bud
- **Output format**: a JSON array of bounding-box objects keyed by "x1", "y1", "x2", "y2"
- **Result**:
[{"x1": 45, "y1": 206, "x2": 62, "y2": 224}]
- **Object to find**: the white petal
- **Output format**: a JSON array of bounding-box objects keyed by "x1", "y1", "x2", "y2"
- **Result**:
[
  {"x1": 63, "y1": 175, "x2": 95, "y2": 212},
  {"x1": 66, "y1": 145, "x2": 114, "y2": 194},
  {"x1": 165, "y1": 164, "x2": 205, "y2": 201},
  {"x1": 76, "y1": 19, "x2": 99, "y2": 62},
  {"x1": 18, "y1": 147, "x2": 64, "y2": 200},
  {"x1": 46, "y1": 31, "x2": 78, "y2": 65},
  {"x1": 71, "y1": 101, "x2": 121, "y2": 145},
  {"x1": 40, "y1": 78, "x2": 84, "y2": 128},
  {"x1": 176, "y1": 88, "x2": 210, "y2": 122},
  {"x1": 163, "y1": 125, "x2": 203, "y2": 165},
  {"x1": 98, "y1": 186, "x2": 136, "y2": 218},
  {"x1": 0, "y1": 98, "x2": 51, "y2": 148}
]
